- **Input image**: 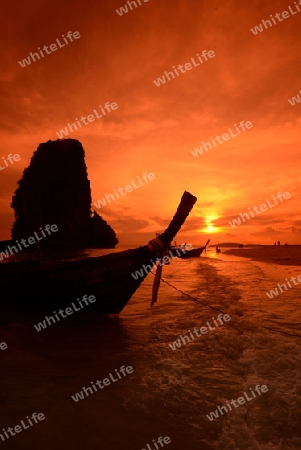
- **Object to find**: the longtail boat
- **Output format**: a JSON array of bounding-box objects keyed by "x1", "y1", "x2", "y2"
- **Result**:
[
  {"x1": 178, "y1": 246, "x2": 206, "y2": 258},
  {"x1": 175, "y1": 239, "x2": 210, "y2": 258},
  {"x1": 0, "y1": 191, "x2": 197, "y2": 314}
]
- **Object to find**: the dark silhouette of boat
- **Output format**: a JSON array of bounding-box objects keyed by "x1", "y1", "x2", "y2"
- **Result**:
[
  {"x1": 0, "y1": 191, "x2": 197, "y2": 314},
  {"x1": 178, "y1": 246, "x2": 206, "y2": 258},
  {"x1": 173, "y1": 239, "x2": 210, "y2": 258}
]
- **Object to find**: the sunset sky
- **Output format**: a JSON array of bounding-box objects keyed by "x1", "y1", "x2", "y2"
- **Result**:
[{"x1": 1, "y1": 0, "x2": 300, "y2": 245}]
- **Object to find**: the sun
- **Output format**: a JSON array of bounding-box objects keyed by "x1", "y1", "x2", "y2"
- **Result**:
[
  {"x1": 205, "y1": 223, "x2": 217, "y2": 233},
  {"x1": 198, "y1": 215, "x2": 219, "y2": 234}
]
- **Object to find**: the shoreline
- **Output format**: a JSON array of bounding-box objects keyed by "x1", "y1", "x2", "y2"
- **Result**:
[{"x1": 225, "y1": 245, "x2": 301, "y2": 266}]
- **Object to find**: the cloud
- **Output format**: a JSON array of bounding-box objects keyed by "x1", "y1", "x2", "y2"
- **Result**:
[
  {"x1": 99, "y1": 207, "x2": 151, "y2": 234},
  {"x1": 1, "y1": 0, "x2": 301, "y2": 245},
  {"x1": 292, "y1": 226, "x2": 301, "y2": 235},
  {"x1": 149, "y1": 216, "x2": 170, "y2": 227},
  {"x1": 250, "y1": 227, "x2": 280, "y2": 237}
]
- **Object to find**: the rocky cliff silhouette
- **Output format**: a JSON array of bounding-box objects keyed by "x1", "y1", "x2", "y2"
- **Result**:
[{"x1": 11, "y1": 139, "x2": 118, "y2": 248}]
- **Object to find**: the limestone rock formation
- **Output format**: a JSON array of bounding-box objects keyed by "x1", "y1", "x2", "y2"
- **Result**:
[
  {"x1": 89, "y1": 211, "x2": 119, "y2": 248},
  {"x1": 11, "y1": 139, "x2": 118, "y2": 248}
]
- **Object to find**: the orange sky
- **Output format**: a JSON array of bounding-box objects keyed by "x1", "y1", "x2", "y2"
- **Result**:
[{"x1": 1, "y1": 0, "x2": 300, "y2": 245}]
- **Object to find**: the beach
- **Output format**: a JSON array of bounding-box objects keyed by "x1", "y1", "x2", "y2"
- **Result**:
[{"x1": 225, "y1": 245, "x2": 301, "y2": 266}]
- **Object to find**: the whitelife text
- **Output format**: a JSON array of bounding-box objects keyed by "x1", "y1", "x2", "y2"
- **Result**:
[{"x1": 18, "y1": 31, "x2": 81, "y2": 68}]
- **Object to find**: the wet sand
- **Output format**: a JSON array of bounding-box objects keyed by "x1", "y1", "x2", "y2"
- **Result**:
[{"x1": 225, "y1": 245, "x2": 301, "y2": 266}]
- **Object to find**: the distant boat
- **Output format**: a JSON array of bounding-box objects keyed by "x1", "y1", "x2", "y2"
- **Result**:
[
  {"x1": 0, "y1": 191, "x2": 197, "y2": 315},
  {"x1": 177, "y1": 246, "x2": 206, "y2": 258},
  {"x1": 170, "y1": 239, "x2": 210, "y2": 258},
  {"x1": 171, "y1": 239, "x2": 210, "y2": 258}
]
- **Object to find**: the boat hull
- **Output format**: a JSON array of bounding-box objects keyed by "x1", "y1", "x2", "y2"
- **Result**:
[
  {"x1": 0, "y1": 191, "x2": 198, "y2": 315},
  {"x1": 178, "y1": 246, "x2": 205, "y2": 258},
  {"x1": 0, "y1": 246, "x2": 155, "y2": 314}
]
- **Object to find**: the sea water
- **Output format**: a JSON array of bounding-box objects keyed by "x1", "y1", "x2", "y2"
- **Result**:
[{"x1": 0, "y1": 248, "x2": 300, "y2": 449}]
